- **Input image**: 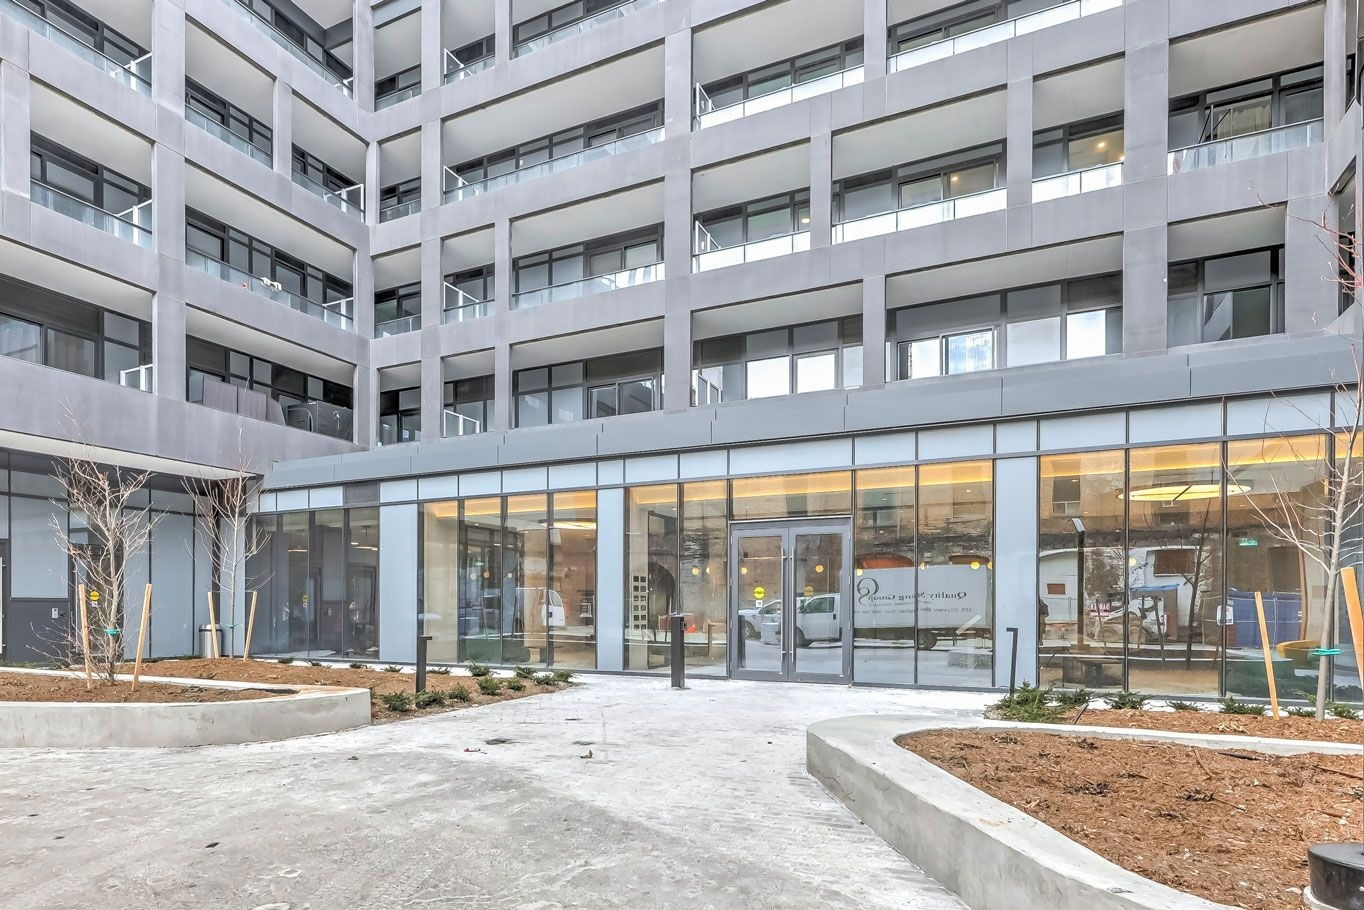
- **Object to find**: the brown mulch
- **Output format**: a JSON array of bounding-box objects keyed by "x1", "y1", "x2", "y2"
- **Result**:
[
  {"x1": 117, "y1": 658, "x2": 564, "y2": 722},
  {"x1": 1059, "y1": 708, "x2": 1364, "y2": 744},
  {"x1": 0, "y1": 671, "x2": 282, "y2": 704},
  {"x1": 902, "y1": 729, "x2": 1364, "y2": 910}
]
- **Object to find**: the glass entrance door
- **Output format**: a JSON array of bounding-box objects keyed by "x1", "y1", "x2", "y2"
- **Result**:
[{"x1": 730, "y1": 521, "x2": 851, "y2": 682}]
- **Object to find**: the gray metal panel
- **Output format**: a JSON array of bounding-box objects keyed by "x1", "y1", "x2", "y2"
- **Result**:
[
  {"x1": 917, "y1": 425, "x2": 993, "y2": 462},
  {"x1": 853, "y1": 431, "x2": 916, "y2": 466},
  {"x1": 502, "y1": 466, "x2": 549, "y2": 492},
  {"x1": 1226, "y1": 392, "x2": 1334, "y2": 437},
  {"x1": 595, "y1": 487, "x2": 625, "y2": 672},
  {"x1": 549, "y1": 462, "x2": 597, "y2": 490},
  {"x1": 679, "y1": 449, "x2": 728, "y2": 479},
  {"x1": 379, "y1": 503, "x2": 418, "y2": 664},
  {"x1": 1039, "y1": 412, "x2": 1127, "y2": 451},
  {"x1": 993, "y1": 457, "x2": 1039, "y2": 687},
  {"x1": 459, "y1": 471, "x2": 501, "y2": 496},
  {"x1": 597, "y1": 459, "x2": 625, "y2": 486},
  {"x1": 275, "y1": 490, "x2": 309, "y2": 512},
  {"x1": 380, "y1": 479, "x2": 419, "y2": 503},
  {"x1": 497, "y1": 423, "x2": 602, "y2": 466},
  {"x1": 710, "y1": 392, "x2": 849, "y2": 445},
  {"x1": 994, "y1": 420, "x2": 1038, "y2": 454},
  {"x1": 308, "y1": 486, "x2": 343, "y2": 509},
  {"x1": 150, "y1": 513, "x2": 196, "y2": 657},
  {"x1": 1129, "y1": 402, "x2": 1222, "y2": 444},
  {"x1": 729, "y1": 438, "x2": 852, "y2": 476},
  {"x1": 417, "y1": 475, "x2": 459, "y2": 501},
  {"x1": 624, "y1": 455, "x2": 679, "y2": 484}
]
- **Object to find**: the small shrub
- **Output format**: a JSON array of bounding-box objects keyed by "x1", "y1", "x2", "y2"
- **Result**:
[
  {"x1": 477, "y1": 677, "x2": 502, "y2": 696},
  {"x1": 414, "y1": 690, "x2": 447, "y2": 709},
  {"x1": 551, "y1": 669, "x2": 575, "y2": 684},
  {"x1": 309, "y1": 660, "x2": 324, "y2": 667},
  {"x1": 277, "y1": 657, "x2": 295, "y2": 665},
  {"x1": 380, "y1": 692, "x2": 413, "y2": 712},
  {"x1": 349, "y1": 662, "x2": 365, "y2": 670},
  {"x1": 506, "y1": 678, "x2": 525, "y2": 692},
  {"x1": 1328, "y1": 703, "x2": 1362, "y2": 721},
  {"x1": 466, "y1": 661, "x2": 491, "y2": 678},
  {"x1": 535, "y1": 673, "x2": 558, "y2": 687},
  {"x1": 992, "y1": 685, "x2": 1064, "y2": 723},
  {"x1": 1104, "y1": 691, "x2": 1150, "y2": 711},
  {"x1": 1052, "y1": 687, "x2": 1092, "y2": 709},
  {"x1": 430, "y1": 667, "x2": 451, "y2": 676},
  {"x1": 1167, "y1": 700, "x2": 1201, "y2": 712},
  {"x1": 382, "y1": 665, "x2": 402, "y2": 673},
  {"x1": 1287, "y1": 706, "x2": 1315, "y2": 717},
  {"x1": 448, "y1": 683, "x2": 471, "y2": 702},
  {"x1": 1218, "y1": 697, "x2": 1267, "y2": 716},
  {"x1": 514, "y1": 665, "x2": 537, "y2": 679}
]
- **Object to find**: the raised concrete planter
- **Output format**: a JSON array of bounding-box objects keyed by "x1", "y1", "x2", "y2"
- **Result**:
[
  {"x1": 808, "y1": 716, "x2": 1357, "y2": 910},
  {"x1": 0, "y1": 668, "x2": 370, "y2": 748}
]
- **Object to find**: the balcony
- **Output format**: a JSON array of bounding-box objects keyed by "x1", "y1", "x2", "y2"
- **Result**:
[
  {"x1": 119, "y1": 363, "x2": 154, "y2": 392},
  {"x1": 444, "y1": 283, "x2": 490, "y2": 323},
  {"x1": 376, "y1": 314, "x2": 420, "y2": 337},
  {"x1": 0, "y1": 0, "x2": 151, "y2": 96},
  {"x1": 186, "y1": 249, "x2": 354, "y2": 330},
  {"x1": 379, "y1": 199, "x2": 421, "y2": 222},
  {"x1": 512, "y1": 0, "x2": 660, "y2": 57},
  {"x1": 832, "y1": 187, "x2": 1006, "y2": 243},
  {"x1": 444, "y1": 49, "x2": 493, "y2": 83},
  {"x1": 293, "y1": 169, "x2": 364, "y2": 219},
  {"x1": 376, "y1": 84, "x2": 421, "y2": 110},
  {"x1": 1167, "y1": 120, "x2": 1323, "y2": 175},
  {"x1": 1032, "y1": 161, "x2": 1124, "y2": 203},
  {"x1": 192, "y1": 373, "x2": 353, "y2": 439},
  {"x1": 443, "y1": 408, "x2": 483, "y2": 436},
  {"x1": 220, "y1": 0, "x2": 353, "y2": 96},
  {"x1": 31, "y1": 181, "x2": 152, "y2": 248},
  {"x1": 186, "y1": 107, "x2": 272, "y2": 167},
  {"x1": 513, "y1": 262, "x2": 663, "y2": 310},
  {"x1": 888, "y1": 0, "x2": 1121, "y2": 74},
  {"x1": 695, "y1": 67, "x2": 863, "y2": 130},
  {"x1": 693, "y1": 228, "x2": 809, "y2": 273},
  {"x1": 444, "y1": 127, "x2": 663, "y2": 202}
]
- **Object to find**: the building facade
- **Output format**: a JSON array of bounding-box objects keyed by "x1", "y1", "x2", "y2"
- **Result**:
[{"x1": 0, "y1": 0, "x2": 1361, "y2": 698}]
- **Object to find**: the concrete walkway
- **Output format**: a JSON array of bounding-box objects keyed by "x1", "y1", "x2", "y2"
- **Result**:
[{"x1": 0, "y1": 675, "x2": 991, "y2": 910}]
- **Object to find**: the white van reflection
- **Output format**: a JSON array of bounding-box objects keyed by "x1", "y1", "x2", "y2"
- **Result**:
[{"x1": 738, "y1": 594, "x2": 842, "y2": 648}]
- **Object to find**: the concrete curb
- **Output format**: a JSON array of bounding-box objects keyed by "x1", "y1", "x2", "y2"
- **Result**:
[
  {"x1": 0, "y1": 668, "x2": 370, "y2": 748},
  {"x1": 806, "y1": 715, "x2": 1349, "y2": 910}
]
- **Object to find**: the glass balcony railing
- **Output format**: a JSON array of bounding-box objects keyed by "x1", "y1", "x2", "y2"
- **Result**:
[
  {"x1": 513, "y1": 262, "x2": 663, "y2": 309},
  {"x1": 695, "y1": 66, "x2": 864, "y2": 129},
  {"x1": 186, "y1": 107, "x2": 272, "y2": 167},
  {"x1": 889, "y1": 0, "x2": 1121, "y2": 73},
  {"x1": 1032, "y1": 161, "x2": 1124, "y2": 203},
  {"x1": 513, "y1": 0, "x2": 661, "y2": 57},
  {"x1": 0, "y1": 0, "x2": 151, "y2": 95},
  {"x1": 186, "y1": 249, "x2": 354, "y2": 330},
  {"x1": 379, "y1": 199, "x2": 421, "y2": 222},
  {"x1": 445, "y1": 128, "x2": 664, "y2": 202},
  {"x1": 832, "y1": 187, "x2": 1006, "y2": 243},
  {"x1": 1167, "y1": 119, "x2": 1324, "y2": 175},
  {"x1": 284, "y1": 399, "x2": 354, "y2": 440},
  {"x1": 221, "y1": 0, "x2": 353, "y2": 97},
  {"x1": 119, "y1": 363, "x2": 154, "y2": 392},
  {"x1": 693, "y1": 229, "x2": 810, "y2": 272},
  {"x1": 444, "y1": 284, "x2": 491, "y2": 323},
  {"x1": 292, "y1": 169, "x2": 364, "y2": 219},
  {"x1": 443, "y1": 408, "x2": 484, "y2": 437},
  {"x1": 375, "y1": 313, "x2": 420, "y2": 337},
  {"x1": 444, "y1": 49, "x2": 494, "y2": 82},
  {"x1": 376, "y1": 84, "x2": 421, "y2": 109},
  {"x1": 31, "y1": 182, "x2": 152, "y2": 247}
]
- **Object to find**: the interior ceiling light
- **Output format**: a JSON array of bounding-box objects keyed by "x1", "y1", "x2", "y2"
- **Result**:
[{"x1": 1120, "y1": 482, "x2": 1250, "y2": 502}]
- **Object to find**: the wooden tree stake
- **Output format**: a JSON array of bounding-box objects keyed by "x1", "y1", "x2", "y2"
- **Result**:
[
  {"x1": 1342, "y1": 567, "x2": 1364, "y2": 695},
  {"x1": 242, "y1": 590, "x2": 259, "y2": 661},
  {"x1": 206, "y1": 591, "x2": 220, "y2": 659},
  {"x1": 1253, "y1": 591, "x2": 1281, "y2": 718},
  {"x1": 130, "y1": 583, "x2": 152, "y2": 693},
  {"x1": 77, "y1": 583, "x2": 93, "y2": 691}
]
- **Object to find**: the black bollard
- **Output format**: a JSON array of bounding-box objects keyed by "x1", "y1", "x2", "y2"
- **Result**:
[
  {"x1": 416, "y1": 634, "x2": 432, "y2": 693},
  {"x1": 669, "y1": 612, "x2": 685, "y2": 689}
]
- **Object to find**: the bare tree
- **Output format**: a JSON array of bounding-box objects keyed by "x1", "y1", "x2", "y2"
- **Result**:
[
  {"x1": 50, "y1": 452, "x2": 159, "y2": 683},
  {"x1": 1225, "y1": 213, "x2": 1363, "y2": 718},
  {"x1": 184, "y1": 426, "x2": 268, "y2": 658}
]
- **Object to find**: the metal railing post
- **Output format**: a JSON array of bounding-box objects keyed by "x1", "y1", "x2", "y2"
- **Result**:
[
  {"x1": 1007, "y1": 626, "x2": 1019, "y2": 694},
  {"x1": 416, "y1": 634, "x2": 432, "y2": 693},
  {"x1": 670, "y1": 612, "x2": 686, "y2": 689}
]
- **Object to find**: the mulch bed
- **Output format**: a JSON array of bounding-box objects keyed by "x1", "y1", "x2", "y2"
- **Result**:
[
  {"x1": 902, "y1": 729, "x2": 1364, "y2": 910},
  {"x1": 0, "y1": 671, "x2": 282, "y2": 704},
  {"x1": 119, "y1": 658, "x2": 565, "y2": 722},
  {"x1": 1058, "y1": 708, "x2": 1364, "y2": 745}
]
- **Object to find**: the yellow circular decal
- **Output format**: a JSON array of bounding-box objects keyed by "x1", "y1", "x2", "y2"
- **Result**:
[
  {"x1": 803, "y1": 585, "x2": 815, "y2": 598},
  {"x1": 88, "y1": 591, "x2": 101, "y2": 601},
  {"x1": 752, "y1": 585, "x2": 766, "y2": 600}
]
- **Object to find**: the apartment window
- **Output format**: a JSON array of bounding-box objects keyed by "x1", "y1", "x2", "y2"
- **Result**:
[
  {"x1": 185, "y1": 209, "x2": 353, "y2": 306},
  {"x1": 515, "y1": 350, "x2": 663, "y2": 427},
  {"x1": 18, "y1": 0, "x2": 147, "y2": 65},
  {"x1": 1033, "y1": 114, "x2": 1124, "y2": 177},
  {"x1": 186, "y1": 336, "x2": 351, "y2": 412},
  {"x1": 1168, "y1": 65, "x2": 1324, "y2": 149},
  {"x1": 1167, "y1": 249, "x2": 1285, "y2": 347},
  {"x1": 450, "y1": 35, "x2": 494, "y2": 67},
  {"x1": 375, "y1": 282, "x2": 420, "y2": 328},
  {"x1": 232, "y1": 0, "x2": 352, "y2": 82},
  {"x1": 376, "y1": 64, "x2": 421, "y2": 103},
  {"x1": 292, "y1": 146, "x2": 359, "y2": 195},
  {"x1": 453, "y1": 102, "x2": 663, "y2": 185},
  {"x1": 378, "y1": 388, "x2": 421, "y2": 445},
  {"x1": 0, "y1": 274, "x2": 149, "y2": 383},
  {"x1": 514, "y1": 0, "x2": 631, "y2": 44},
  {"x1": 445, "y1": 376, "x2": 492, "y2": 436},
  {"x1": 514, "y1": 226, "x2": 663, "y2": 294},
  {"x1": 700, "y1": 39, "x2": 863, "y2": 109},
  {"x1": 29, "y1": 135, "x2": 150, "y2": 221},
  {"x1": 834, "y1": 143, "x2": 1005, "y2": 222},
  {"x1": 692, "y1": 316, "x2": 862, "y2": 405},
  {"x1": 1339, "y1": 173, "x2": 1358, "y2": 316},
  {"x1": 890, "y1": 274, "x2": 1122, "y2": 380},
  {"x1": 379, "y1": 177, "x2": 420, "y2": 216},
  {"x1": 448, "y1": 266, "x2": 494, "y2": 303},
  {"x1": 695, "y1": 191, "x2": 810, "y2": 250},
  {"x1": 186, "y1": 79, "x2": 273, "y2": 158},
  {"x1": 889, "y1": 0, "x2": 1057, "y2": 53}
]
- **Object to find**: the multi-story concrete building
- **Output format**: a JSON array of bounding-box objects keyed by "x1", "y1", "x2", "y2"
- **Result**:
[{"x1": 0, "y1": 0, "x2": 1360, "y2": 698}]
